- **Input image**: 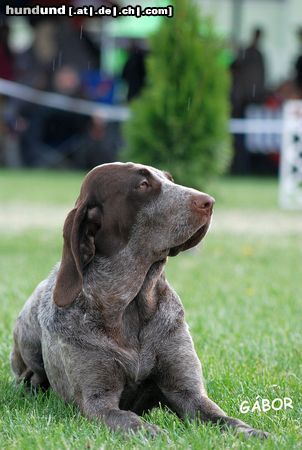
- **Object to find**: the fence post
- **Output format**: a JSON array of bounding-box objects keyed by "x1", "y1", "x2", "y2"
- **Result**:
[{"x1": 279, "y1": 100, "x2": 302, "y2": 209}]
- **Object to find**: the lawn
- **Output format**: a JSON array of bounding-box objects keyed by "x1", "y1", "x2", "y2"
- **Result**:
[{"x1": 0, "y1": 170, "x2": 301, "y2": 449}]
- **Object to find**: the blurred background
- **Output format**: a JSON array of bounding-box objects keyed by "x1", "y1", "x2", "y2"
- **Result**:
[{"x1": 0, "y1": 0, "x2": 302, "y2": 181}]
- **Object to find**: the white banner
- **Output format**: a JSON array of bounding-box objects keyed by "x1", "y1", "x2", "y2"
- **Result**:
[{"x1": 0, "y1": 78, "x2": 130, "y2": 121}]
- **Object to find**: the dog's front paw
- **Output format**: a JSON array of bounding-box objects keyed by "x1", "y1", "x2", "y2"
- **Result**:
[
  {"x1": 237, "y1": 424, "x2": 269, "y2": 439},
  {"x1": 124, "y1": 413, "x2": 162, "y2": 438},
  {"x1": 140, "y1": 422, "x2": 162, "y2": 438}
]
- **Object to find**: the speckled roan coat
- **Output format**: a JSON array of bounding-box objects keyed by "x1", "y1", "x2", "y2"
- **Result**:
[{"x1": 11, "y1": 163, "x2": 268, "y2": 438}]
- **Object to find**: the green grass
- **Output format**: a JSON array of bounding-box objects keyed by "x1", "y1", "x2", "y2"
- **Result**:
[
  {"x1": 0, "y1": 170, "x2": 85, "y2": 205},
  {"x1": 0, "y1": 169, "x2": 278, "y2": 209},
  {"x1": 0, "y1": 170, "x2": 301, "y2": 449}
]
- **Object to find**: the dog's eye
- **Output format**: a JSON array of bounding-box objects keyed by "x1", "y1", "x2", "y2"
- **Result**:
[{"x1": 137, "y1": 179, "x2": 150, "y2": 191}]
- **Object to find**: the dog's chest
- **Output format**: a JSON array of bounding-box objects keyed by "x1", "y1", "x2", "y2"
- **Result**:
[
  {"x1": 111, "y1": 309, "x2": 158, "y2": 383},
  {"x1": 114, "y1": 345, "x2": 155, "y2": 384},
  {"x1": 113, "y1": 328, "x2": 157, "y2": 383}
]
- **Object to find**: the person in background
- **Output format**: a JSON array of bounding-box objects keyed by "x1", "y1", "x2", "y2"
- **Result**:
[
  {"x1": 18, "y1": 65, "x2": 89, "y2": 167},
  {"x1": 18, "y1": 65, "x2": 119, "y2": 168},
  {"x1": 231, "y1": 27, "x2": 266, "y2": 117},
  {"x1": 295, "y1": 27, "x2": 302, "y2": 94},
  {"x1": 15, "y1": 19, "x2": 57, "y2": 90},
  {"x1": 230, "y1": 28, "x2": 266, "y2": 174},
  {"x1": 0, "y1": 20, "x2": 20, "y2": 167},
  {"x1": 122, "y1": 40, "x2": 146, "y2": 102},
  {"x1": 0, "y1": 21, "x2": 14, "y2": 81}
]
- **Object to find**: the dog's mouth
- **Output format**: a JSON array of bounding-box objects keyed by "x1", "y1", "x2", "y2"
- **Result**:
[{"x1": 168, "y1": 220, "x2": 211, "y2": 257}]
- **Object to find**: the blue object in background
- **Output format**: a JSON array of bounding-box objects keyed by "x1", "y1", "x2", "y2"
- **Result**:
[{"x1": 82, "y1": 70, "x2": 119, "y2": 105}]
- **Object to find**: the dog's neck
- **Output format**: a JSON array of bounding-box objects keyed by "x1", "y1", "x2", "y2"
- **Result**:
[
  {"x1": 83, "y1": 245, "x2": 167, "y2": 343},
  {"x1": 134, "y1": 259, "x2": 167, "y2": 319}
]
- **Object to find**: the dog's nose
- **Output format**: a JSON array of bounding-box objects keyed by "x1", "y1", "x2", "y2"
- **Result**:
[{"x1": 191, "y1": 193, "x2": 215, "y2": 212}]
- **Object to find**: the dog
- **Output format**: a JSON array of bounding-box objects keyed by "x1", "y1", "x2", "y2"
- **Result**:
[{"x1": 11, "y1": 162, "x2": 268, "y2": 438}]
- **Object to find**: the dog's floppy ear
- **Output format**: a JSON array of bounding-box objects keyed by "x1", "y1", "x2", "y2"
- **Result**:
[{"x1": 53, "y1": 200, "x2": 102, "y2": 307}]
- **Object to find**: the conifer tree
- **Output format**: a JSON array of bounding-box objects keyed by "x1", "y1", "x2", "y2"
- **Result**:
[{"x1": 122, "y1": 0, "x2": 231, "y2": 188}]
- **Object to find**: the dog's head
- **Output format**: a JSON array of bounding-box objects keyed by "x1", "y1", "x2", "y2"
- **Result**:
[{"x1": 53, "y1": 162, "x2": 214, "y2": 307}]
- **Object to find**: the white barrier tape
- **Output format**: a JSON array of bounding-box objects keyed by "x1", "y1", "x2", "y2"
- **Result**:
[
  {"x1": 229, "y1": 118, "x2": 283, "y2": 135},
  {"x1": 0, "y1": 78, "x2": 284, "y2": 134},
  {"x1": 0, "y1": 78, "x2": 130, "y2": 121}
]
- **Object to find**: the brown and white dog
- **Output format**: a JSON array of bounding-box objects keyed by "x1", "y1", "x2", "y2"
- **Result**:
[{"x1": 11, "y1": 162, "x2": 268, "y2": 438}]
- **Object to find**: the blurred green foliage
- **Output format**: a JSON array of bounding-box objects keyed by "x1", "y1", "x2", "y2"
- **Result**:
[{"x1": 122, "y1": 0, "x2": 232, "y2": 188}]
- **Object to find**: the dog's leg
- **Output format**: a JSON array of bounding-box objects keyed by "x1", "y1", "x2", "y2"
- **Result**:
[
  {"x1": 11, "y1": 336, "x2": 50, "y2": 391},
  {"x1": 11, "y1": 291, "x2": 49, "y2": 391},
  {"x1": 166, "y1": 393, "x2": 269, "y2": 438},
  {"x1": 156, "y1": 329, "x2": 269, "y2": 439},
  {"x1": 58, "y1": 354, "x2": 162, "y2": 436},
  {"x1": 81, "y1": 392, "x2": 160, "y2": 436},
  {"x1": 11, "y1": 341, "x2": 27, "y2": 380}
]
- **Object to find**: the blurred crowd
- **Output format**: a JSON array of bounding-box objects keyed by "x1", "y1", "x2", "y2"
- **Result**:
[
  {"x1": 0, "y1": 13, "x2": 302, "y2": 173},
  {"x1": 0, "y1": 14, "x2": 123, "y2": 168},
  {"x1": 230, "y1": 27, "x2": 302, "y2": 174},
  {"x1": 231, "y1": 27, "x2": 302, "y2": 118}
]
